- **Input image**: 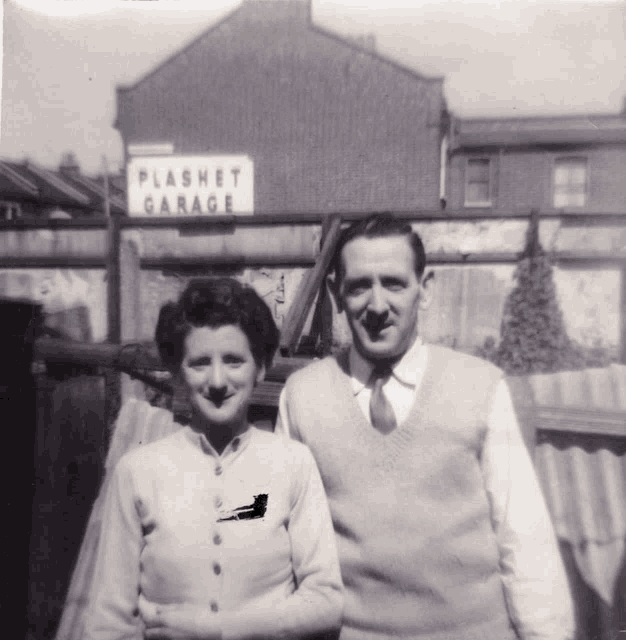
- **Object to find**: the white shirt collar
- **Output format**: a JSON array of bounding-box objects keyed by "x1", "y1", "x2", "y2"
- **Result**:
[{"x1": 349, "y1": 336, "x2": 426, "y2": 395}]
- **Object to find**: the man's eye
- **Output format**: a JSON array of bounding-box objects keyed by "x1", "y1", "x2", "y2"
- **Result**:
[
  {"x1": 383, "y1": 280, "x2": 406, "y2": 292},
  {"x1": 346, "y1": 282, "x2": 369, "y2": 296},
  {"x1": 224, "y1": 356, "x2": 245, "y2": 365}
]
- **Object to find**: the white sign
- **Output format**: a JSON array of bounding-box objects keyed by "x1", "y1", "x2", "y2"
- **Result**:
[
  {"x1": 127, "y1": 143, "x2": 174, "y2": 157},
  {"x1": 127, "y1": 155, "x2": 254, "y2": 216}
]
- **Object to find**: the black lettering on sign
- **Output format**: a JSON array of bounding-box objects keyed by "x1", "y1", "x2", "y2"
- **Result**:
[
  {"x1": 230, "y1": 167, "x2": 240, "y2": 187},
  {"x1": 225, "y1": 194, "x2": 233, "y2": 213},
  {"x1": 207, "y1": 195, "x2": 217, "y2": 213},
  {"x1": 198, "y1": 169, "x2": 208, "y2": 187},
  {"x1": 159, "y1": 196, "x2": 170, "y2": 215},
  {"x1": 152, "y1": 170, "x2": 161, "y2": 189},
  {"x1": 177, "y1": 196, "x2": 187, "y2": 214},
  {"x1": 191, "y1": 195, "x2": 202, "y2": 214},
  {"x1": 144, "y1": 195, "x2": 153, "y2": 214},
  {"x1": 218, "y1": 495, "x2": 268, "y2": 522},
  {"x1": 166, "y1": 170, "x2": 176, "y2": 187},
  {"x1": 139, "y1": 169, "x2": 148, "y2": 187},
  {"x1": 182, "y1": 169, "x2": 191, "y2": 188},
  {"x1": 216, "y1": 169, "x2": 223, "y2": 188}
]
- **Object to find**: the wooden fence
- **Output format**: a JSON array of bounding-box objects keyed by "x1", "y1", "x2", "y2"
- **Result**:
[{"x1": 12, "y1": 208, "x2": 626, "y2": 638}]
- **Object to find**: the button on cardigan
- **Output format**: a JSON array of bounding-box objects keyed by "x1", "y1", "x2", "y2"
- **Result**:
[{"x1": 84, "y1": 425, "x2": 343, "y2": 640}]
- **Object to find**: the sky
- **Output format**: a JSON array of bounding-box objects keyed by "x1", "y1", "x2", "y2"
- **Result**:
[{"x1": 1, "y1": 0, "x2": 625, "y2": 175}]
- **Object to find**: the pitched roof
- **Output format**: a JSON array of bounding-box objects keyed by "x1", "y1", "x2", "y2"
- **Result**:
[
  {"x1": 117, "y1": 0, "x2": 442, "y2": 97},
  {"x1": 456, "y1": 113, "x2": 626, "y2": 148},
  {"x1": 0, "y1": 159, "x2": 126, "y2": 215},
  {"x1": 114, "y1": 0, "x2": 447, "y2": 212}
]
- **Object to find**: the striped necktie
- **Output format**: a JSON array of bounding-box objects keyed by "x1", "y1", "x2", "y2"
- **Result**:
[{"x1": 369, "y1": 363, "x2": 397, "y2": 434}]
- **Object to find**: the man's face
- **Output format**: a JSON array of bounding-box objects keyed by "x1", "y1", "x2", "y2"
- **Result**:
[{"x1": 333, "y1": 235, "x2": 430, "y2": 363}]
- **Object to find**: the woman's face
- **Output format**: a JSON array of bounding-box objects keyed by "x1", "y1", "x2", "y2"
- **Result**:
[{"x1": 180, "y1": 324, "x2": 265, "y2": 434}]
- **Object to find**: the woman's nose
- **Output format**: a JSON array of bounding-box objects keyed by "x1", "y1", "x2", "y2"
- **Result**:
[{"x1": 207, "y1": 362, "x2": 227, "y2": 389}]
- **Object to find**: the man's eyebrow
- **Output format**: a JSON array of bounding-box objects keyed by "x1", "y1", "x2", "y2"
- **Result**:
[{"x1": 344, "y1": 276, "x2": 371, "y2": 287}]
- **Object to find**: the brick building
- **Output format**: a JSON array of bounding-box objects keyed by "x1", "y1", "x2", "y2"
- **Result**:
[
  {"x1": 115, "y1": 0, "x2": 448, "y2": 214},
  {"x1": 446, "y1": 111, "x2": 626, "y2": 214}
]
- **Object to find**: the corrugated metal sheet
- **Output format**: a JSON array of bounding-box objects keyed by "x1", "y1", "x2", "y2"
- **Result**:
[{"x1": 509, "y1": 365, "x2": 626, "y2": 605}]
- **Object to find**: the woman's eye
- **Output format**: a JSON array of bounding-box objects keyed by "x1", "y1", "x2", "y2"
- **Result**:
[
  {"x1": 224, "y1": 356, "x2": 245, "y2": 366},
  {"x1": 188, "y1": 358, "x2": 210, "y2": 369}
]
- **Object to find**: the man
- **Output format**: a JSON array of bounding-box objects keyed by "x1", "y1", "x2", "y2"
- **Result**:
[{"x1": 276, "y1": 213, "x2": 574, "y2": 640}]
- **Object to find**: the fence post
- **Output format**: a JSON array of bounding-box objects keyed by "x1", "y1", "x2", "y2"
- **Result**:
[
  {"x1": 1, "y1": 300, "x2": 41, "y2": 639},
  {"x1": 105, "y1": 163, "x2": 122, "y2": 435}
]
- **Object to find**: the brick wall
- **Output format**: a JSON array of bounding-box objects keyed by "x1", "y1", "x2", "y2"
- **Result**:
[
  {"x1": 116, "y1": 0, "x2": 445, "y2": 213},
  {"x1": 448, "y1": 146, "x2": 626, "y2": 213}
]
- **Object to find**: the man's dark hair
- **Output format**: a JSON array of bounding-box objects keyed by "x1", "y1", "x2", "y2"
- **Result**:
[
  {"x1": 155, "y1": 277, "x2": 279, "y2": 373},
  {"x1": 330, "y1": 213, "x2": 427, "y2": 285}
]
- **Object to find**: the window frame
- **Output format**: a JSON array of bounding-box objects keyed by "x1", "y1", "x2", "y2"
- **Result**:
[
  {"x1": 552, "y1": 156, "x2": 588, "y2": 209},
  {"x1": 0, "y1": 201, "x2": 22, "y2": 220},
  {"x1": 464, "y1": 157, "x2": 493, "y2": 208}
]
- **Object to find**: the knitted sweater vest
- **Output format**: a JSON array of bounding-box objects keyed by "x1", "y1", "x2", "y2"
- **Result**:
[{"x1": 283, "y1": 345, "x2": 518, "y2": 640}]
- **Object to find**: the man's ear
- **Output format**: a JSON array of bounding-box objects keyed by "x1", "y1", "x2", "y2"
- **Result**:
[
  {"x1": 419, "y1": 270, "x2": 435, "y2": 310},
  {"x1": 326, "y1": 273, "x2": 343, "y2": 313},
  {"x1": 255, "y1": 364, "x2": 267, "y2": 386}
]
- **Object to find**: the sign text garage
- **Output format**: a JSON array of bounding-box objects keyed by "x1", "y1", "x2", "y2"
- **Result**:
[{"x1": 127, "y1": 155, "x2": 254, "y2": 216}]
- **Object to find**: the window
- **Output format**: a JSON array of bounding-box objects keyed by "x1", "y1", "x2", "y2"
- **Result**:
[
  {"x1": 553, "y1": 157, "x2": 587, "y2": 208},
  {"x1": 465, "y1": 158, "x2": 491, "y2": 206},
  {"x1": 0, "y1": 201, "x2": 21, "y2": 220}
]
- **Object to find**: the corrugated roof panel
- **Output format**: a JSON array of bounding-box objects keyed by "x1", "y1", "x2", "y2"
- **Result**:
[
  {"x1": 0, "y1": 162, "x2": 39, "y2": 197},
  {"x1": 25, "y1": 163, "x2": 91, "y2": 206}
]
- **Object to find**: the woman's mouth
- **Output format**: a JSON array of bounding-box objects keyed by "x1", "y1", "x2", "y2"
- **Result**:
[{"x1": 206, "y1": 389, "x2": 232, "y2": 407}]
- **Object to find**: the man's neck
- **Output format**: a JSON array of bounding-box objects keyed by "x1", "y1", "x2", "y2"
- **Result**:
[{"x1": 349, "y1": 336, "x2": 423, "y2": 387}]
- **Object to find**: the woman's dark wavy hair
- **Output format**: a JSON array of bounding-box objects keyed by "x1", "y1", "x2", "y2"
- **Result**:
[{"x1": 155, "y1": 278, "x2": 279, "y2": 373}]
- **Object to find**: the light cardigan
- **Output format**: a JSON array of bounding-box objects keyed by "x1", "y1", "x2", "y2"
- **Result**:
[
  {"x1": 278, "y1": 343, "x2": 574, "y2": 640},
  {"x1": 84, "y1": 425, "x2": 343, "y2": 640}
]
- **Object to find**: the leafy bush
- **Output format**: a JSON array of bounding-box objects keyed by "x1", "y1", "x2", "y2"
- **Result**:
[{"x1": 483, "y1": 214, "x2": 616, "y2": 373}]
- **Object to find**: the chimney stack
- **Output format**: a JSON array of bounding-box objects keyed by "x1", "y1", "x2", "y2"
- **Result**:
[{"x1": 59, "y1": 151, "x2": 80, "y2": 178}]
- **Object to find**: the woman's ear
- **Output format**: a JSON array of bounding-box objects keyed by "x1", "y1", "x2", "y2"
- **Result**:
[
  {"x1": 326, "y1": 273, "x2": 343, "y2": 313},
  {"x1": 419, "y1": 270, "x2": 435, "y2": 311},
  {"x1": 255, "y1": 364, "x2": 267, "y2": 386}
]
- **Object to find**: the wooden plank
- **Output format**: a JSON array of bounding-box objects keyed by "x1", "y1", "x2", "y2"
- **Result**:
[
  {"x1": 0, "y1": 209, "x2": 620, "y2": 231},
  {"x1": 0, "y1": 256, "x2": 106, "y2": 268},
  {"x1": 621, "y1": 262, "x2": 626, "y2": 364},
  {"x1": 308, "y1": 214, "x2": 337, "y2": 355},
  {"x1": 106, "y1": 215, "x2": 121, "y2": 343},
  {"x1": 0, "y1": 249, "x2": 622, "y2": 270},
  {"x1": 530, "y1": 405, "x2": 626, "y2": 438},
  {"x1": 32, "y1": 338, "x2": 311, "y2": 381},
  {"x1": 141, "y1": 255, "x2": 318, "y2": 269},
  {"x1": 118, "y1": 210, "x2": 626, "y2": 227},
  {"x1": 279, "y1": 214, "x2": 343, "y2": 356}
]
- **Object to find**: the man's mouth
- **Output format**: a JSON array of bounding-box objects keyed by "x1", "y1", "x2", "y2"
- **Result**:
[{"x1": 362, "y1": 315, "x2": 392, "y2": 338}]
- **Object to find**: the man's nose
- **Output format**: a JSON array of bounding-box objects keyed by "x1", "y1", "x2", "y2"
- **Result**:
[{"x1": 368, "y1": 284, "x2": 388, "y2": 315}]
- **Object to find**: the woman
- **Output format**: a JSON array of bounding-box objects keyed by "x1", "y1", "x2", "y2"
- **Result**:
[{"x1": 84, "y1": 278, "x2": 343, "y2": 640}]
